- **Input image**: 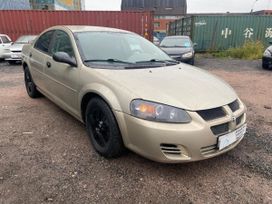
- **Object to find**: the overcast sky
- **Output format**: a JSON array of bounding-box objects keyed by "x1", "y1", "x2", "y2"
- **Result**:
[{"x1": 85, "y1": 0, "x2": 272, "y2": 13}]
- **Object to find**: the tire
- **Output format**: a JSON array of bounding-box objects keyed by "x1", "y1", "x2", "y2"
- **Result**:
[
  {"x1": 24, "y1": 67, "x2": 41, "y2": 98},
  {"x1": 262, "y1": 62, "x2": 269, "y2": 70},
  {"x1": 8, "y1": 61, "x2": 17, "y2": 65},
  {"x1": 85, "y1": 97, "x2": 125, "y2": 158},
  {"x1": 190, "y1": 58, "x2": 195, "y2": 65}
]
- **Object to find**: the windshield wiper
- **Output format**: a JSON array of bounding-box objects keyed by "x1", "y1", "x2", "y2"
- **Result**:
[
  {"x1": 136, "y1": 59, "x2": 179, "y2": 64},
  {"x1": 84, "y1": 59, "x2": 133, "y2": 64},
  {"x1": 125, "y1": 59, "x2": 179, "y2": 69}
]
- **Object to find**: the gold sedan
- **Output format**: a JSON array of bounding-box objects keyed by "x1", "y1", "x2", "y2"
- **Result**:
[{"x1": 22, "y1": 26, "x2": 247, "y2": 163}]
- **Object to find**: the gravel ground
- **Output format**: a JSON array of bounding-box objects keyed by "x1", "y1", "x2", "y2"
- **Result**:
[{"x1": 0, "y1": 57, "x2": 271, "y2": 204}]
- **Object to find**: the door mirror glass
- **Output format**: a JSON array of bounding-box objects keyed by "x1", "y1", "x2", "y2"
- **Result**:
[{"x1": 53, "y1": 52, "x2": 77, "y2": 67}]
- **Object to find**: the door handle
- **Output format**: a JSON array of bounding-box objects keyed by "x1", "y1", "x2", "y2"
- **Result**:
[{"x1": 46, "y1": 62, "x2": 51, "y2": 68}]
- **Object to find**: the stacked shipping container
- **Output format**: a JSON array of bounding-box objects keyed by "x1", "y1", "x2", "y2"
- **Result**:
[
  {"x1": 168, "y1": 15, "x2": 272, "y2": 51},
  {"x1": 0, "y1": 10, "x2": 154, "y2": 41}
]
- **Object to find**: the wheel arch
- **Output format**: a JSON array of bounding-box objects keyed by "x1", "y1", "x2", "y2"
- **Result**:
[{"x1": 80, "y1": 85, "x2": 123, "y2": 123}]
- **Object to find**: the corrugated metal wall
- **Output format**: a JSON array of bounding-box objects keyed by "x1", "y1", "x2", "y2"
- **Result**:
[
  {"x1": 0, "y1": 10, "x2": 154, "y2": 41},
  {"x1": 168, "y1": 15, "x2": 272, "y2": 51}
]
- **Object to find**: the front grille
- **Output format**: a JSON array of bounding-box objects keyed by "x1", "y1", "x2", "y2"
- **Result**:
[
  {"x1": 197, "y1": 99, "x2": 244, "y2": 137},
  {"x1": 170, "y1": 56, "x2": 181, "y2": 61},
  {"x1": 211, "y1": 123, "x2": 229, "y2": 136},
  {"x1": 236, "y1": 114, "x2": 244, "y2": 126},
  {"x1": 160, "y1": 144, "x2": 181, "y2": 155},
  {"x1": 229, "y1": 100, "x2": 240, "y2": 112},
  {"x1": 201, "y1": 144, "x2": 218, "y2": 156},
  {"x1": 198, "y1": 107, "x2": 226, "y2": 121}
]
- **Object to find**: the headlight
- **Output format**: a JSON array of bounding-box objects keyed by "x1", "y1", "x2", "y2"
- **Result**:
[
  {"x1": 263, "y1": 50, "x2": 271, "y2": 57},
  {"x1": 130, "y1": 99, "x2": 191, "y2": 123},
  {"x1": 182, "y1": 52, "x2": 193, "y2": 58}
]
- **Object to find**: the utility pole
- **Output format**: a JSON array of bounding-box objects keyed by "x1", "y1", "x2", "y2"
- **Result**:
[{"x1": 250, "y1": 0, "x2": 258, "y2": 13}]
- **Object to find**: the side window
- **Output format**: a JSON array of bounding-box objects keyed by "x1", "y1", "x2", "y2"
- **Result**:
[
  {"x1": 51, "y1": 30, "x2": 74, "y2": 58},
  {"x1": 1, "y1": 36, "x2": 11, "y2": 43},
  {"x1": 34, "y1": 31, "x2": 54, "y2": 54}
]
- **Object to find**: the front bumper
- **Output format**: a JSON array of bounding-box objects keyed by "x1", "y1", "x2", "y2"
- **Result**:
[
  {"x1": 115, "y1": 101, "x2": 247, "y2": 163},
  {"x1": 4, "y1": 52, "x2": 22, "y2": 61}
]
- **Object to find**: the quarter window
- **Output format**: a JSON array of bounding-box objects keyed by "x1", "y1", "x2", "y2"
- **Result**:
[
  {"x1": 51, "y1": 30, "x2": 74, "y2": 57},
  {"x1": 34, "y1": 31, "x2": 54, "y2": 54}
]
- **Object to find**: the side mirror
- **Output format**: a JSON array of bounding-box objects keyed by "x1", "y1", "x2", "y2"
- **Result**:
[{"x1": 53, "y1": 52, "x2": 77, "y2": 67}]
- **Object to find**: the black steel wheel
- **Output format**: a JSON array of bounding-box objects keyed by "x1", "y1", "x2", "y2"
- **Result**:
[
  {"x1": 24, "y1": 67, "x2": 41, "y2": 98},
  {"x1": 85, "y1": 97, "x2": 125, "y2": 158}
]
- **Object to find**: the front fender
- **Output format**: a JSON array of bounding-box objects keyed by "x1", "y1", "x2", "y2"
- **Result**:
[{"x1": 79, "y1": 82, "x2": 123, "y2": 112}]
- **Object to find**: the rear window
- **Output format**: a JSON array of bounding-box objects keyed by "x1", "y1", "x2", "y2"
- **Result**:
[{"x1": 1, "y1": 36, "x2": 11, "y2": 43}]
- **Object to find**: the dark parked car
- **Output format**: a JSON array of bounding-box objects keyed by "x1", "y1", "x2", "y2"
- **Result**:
[
  {"x1": 160, "y1": 36, "x2": 195, "y2": 65},
  {"x1": 263, "y1": 43, "x2": 272, "y2": 69}
]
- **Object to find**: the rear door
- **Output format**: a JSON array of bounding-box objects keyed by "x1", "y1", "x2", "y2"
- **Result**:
[
  {"x1": 43, "y1": 29, "x2": 79, "y2": 116},
  {"x1": 30, "y1": 30, "x2": 55, "y2": 90}
]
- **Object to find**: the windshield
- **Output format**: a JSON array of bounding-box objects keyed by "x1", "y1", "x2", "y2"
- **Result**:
[
  {"x1": 160, "y1": 37, "x2": 192, "y2": 48},
  {"x1": 75, "y1": 31, "x2": 174, "y2": 67},
  {"x1": 15, "y1": 35, "x2": 37, "y2": 44}
]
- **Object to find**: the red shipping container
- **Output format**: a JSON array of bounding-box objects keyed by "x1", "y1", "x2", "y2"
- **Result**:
[{"x1": 0, "y1": 10, "x2": 154, "y2": 41}]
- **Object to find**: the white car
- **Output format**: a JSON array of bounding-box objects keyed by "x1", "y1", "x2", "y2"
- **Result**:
[
  {"x1": 4, "y1": 35, "x2": 37, "y2": 64},
  {"x1": 0, "y1": 34, "x2": 12, "y2": 60}
]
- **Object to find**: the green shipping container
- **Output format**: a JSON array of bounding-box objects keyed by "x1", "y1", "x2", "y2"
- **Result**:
[{"x1": 168, "y1": 15, "x2": 272, "y2": 51}]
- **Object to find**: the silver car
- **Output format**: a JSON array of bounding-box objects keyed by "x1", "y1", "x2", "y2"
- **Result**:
[{"x1": 5, "y1": 35, "x2": 37, "y2": 64}]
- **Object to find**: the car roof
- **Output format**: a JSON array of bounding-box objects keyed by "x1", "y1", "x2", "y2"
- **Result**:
[{"x1": 50, "y1": 25, "x2": 133, "y2": 34}]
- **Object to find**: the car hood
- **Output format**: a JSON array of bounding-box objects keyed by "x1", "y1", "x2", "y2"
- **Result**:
[
  {"x1": 97, "y1": 64, "x2": 237, "y2": 111},
  {"x1": 8, "y1": 43, "x2": 25, "y2": 51},
  {"x1": 160, "y1": 47, "x2": 192, "y2": 55}
]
